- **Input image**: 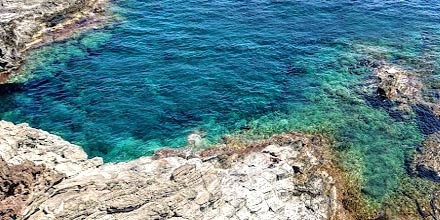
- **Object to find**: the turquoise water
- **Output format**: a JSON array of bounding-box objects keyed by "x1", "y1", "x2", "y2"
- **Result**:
[{"x1": 1, "y1": 0, "x2": 440, "y2": 200}]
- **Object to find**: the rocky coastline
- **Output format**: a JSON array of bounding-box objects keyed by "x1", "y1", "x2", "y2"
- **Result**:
[
  {"x1": 1, "y1": 0, "x2": 440, "y2": 219},
  {"x1": 0, "y1": 0, "x2": 107, "y2": 81},
  {"x1": 368, "y1": 62, "x2": 440, "y2": 181},
  {"x1": 0, "y1": 1, "x2": 353, "y2": 219},
  {"x1": 0, "y1": 120, "x2": 352, "y2": 220}
]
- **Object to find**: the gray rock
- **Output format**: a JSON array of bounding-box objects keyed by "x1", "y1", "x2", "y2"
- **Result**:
[
  {"x1": 0, "y1": 120, "x2": 342, "y2": 220},
  {"x1": 0, "y1": 0, "x2": 106, "y2": 77},
  {"x1": 0, "y1": 120, "x2": 103, "y2": 177},
  {"x1": 414, "y1": 132, "x2": 440, "y2": 182},
  {"x1": 374, "y1": 64, "x2": 424, "y2": 104}
]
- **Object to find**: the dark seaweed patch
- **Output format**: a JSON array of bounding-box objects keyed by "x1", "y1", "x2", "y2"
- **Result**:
[
  {"x1": 412, "y1": 104, "x2": 440, "y2": 135},
  {"x1": 25, "y1": 77, "x2": 51, "y2": 90},
  {"x1": 363, "y1": 94, "x2": 407, "y2": 122},
  {"x1": 416, "y1": 165, "x2": 440, "y2": 182},
  {"x1": 0, "y1": 83, "x2": 24, "y2": 94},
  {"x1": 364, "y1": 92, "x2": 440, "y2": 135}
]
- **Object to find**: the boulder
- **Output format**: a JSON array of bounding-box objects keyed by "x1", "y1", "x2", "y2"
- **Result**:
[{"x1": 374, "y1": 64, "x2": 424, "y2": 104}]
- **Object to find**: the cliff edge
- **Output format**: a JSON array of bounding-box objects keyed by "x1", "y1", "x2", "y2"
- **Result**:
[{"x1": 0, "y1": 120, "x2": 347, "y2": 220}]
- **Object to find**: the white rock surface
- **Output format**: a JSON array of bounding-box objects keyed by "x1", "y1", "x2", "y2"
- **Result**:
[{"x1": 0, "y1": 120, "x2": 341, "y2": 220}]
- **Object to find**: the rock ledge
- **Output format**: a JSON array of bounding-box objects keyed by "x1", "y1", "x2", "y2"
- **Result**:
[{"x1": 0, "y1": 120, "x2": 347, "y2": 220}]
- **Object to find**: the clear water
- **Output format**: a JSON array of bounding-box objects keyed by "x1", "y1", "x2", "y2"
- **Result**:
[{"x1": 1, "y1": 0, "x2": 440, "y2": 200}]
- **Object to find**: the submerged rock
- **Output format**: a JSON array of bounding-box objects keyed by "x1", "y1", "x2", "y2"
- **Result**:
[
  {"x1": 384, "y1": 176, "x2": 440, "y2": 220},
  {"x1": 414, "y1": 132, "x2": 440, "y2": 182},
  {"x1": 0, "y1": 120, "x2": 348, "y2": 220},
  {"x1": 187, "y1": 132, "x2": 205, "y2": 148},
  {"x1": 370, "y1": 62, "x2": 440, "y2": 182},
  {"x1": 371, "y1": 62, "x2": 440, "y2": 122}
]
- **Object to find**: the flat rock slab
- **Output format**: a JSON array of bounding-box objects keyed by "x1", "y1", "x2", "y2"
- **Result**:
[{"x1": 0, "y1": 120, "x2": 341, "y2": 220}]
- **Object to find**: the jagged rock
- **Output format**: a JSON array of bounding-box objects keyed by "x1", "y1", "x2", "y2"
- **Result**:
[
  {"x1": 0, "y1": 157, "x2": 64, "y2": 220},
  {"x1": 372, "y1": 62, "x2": 440, "y2": 120},
  {"x1": 0, "y1": 120, "x2": 345, "y2": 220},
  {"x1": 414, "y1": 132, "x2": 440, "y2": 182},
  {"x1": 0, "y1": 120, "x2": 103, "y2": 177},
  {"x1": 0, "y1": 0, "x2": 106, "y2": 77},
  {"x1": 374, "y1": 64, "x2": 424, "y2": 104}
]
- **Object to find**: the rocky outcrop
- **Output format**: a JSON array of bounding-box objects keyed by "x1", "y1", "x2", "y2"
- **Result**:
[
  {"x1": 372, "y1": 63, "x2": 440, "y2": 119},
  {"x1": 0, "y1": 158, "x2": 64, "y2": 220},
  {"x1": 0, "y1": 121, "x2": 103, "y2": 177},
  {"x1": 374, "y1": 64, "x2": 424, "y2": 105},
  {"x1": 0, "y1": 120, "x2": 347, "y2": 220},
  {"x1": 368, "y1": 63, "x2": 440, "y2": 182},
  {"x1": 0, "y1": 0, "x2": 106, "y2": 79},
  {"x1": 414, "y1": 132, "x2": 440, "y2": 182}
]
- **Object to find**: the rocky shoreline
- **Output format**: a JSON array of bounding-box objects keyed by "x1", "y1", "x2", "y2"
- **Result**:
[
  {"x1": 0, "y1": 120, "x2": 352, "y2": 220},
  {"x1": 0, "y1": 0, "x2": 107, "y2": 81},
  {"x1": 1, "y1": 0, "x2": 440, "y2": 219},
  {"x1": 1, "y1": 120, "x2": 439, "y2": 220},
  {"x1": 0, "y1": 1, "x2": 354, "y2": 219}
]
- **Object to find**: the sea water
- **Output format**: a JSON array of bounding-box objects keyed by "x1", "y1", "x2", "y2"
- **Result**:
[{"x1": 1, "y1": 0, "x2": 440, "y2": 200}]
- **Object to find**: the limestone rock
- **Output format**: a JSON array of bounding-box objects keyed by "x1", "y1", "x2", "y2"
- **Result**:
[
  {"x1": 0, "y1": 120, "x2": 103, "y2": 177},
  {"x1": 0, "y1": 0, "x2": 106, "y2": 77},
  {"x1": 0, "y1": 157, "x2": 64, "y2": 220},
  {"x1": 374, "y1": 64, "x2": 424, "y2": 104},
  {"x1": 0, "y1": 120, "x2": 344, "y2": 220}
]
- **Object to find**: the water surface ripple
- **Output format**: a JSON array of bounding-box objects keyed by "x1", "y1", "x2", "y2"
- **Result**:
[{"x1": 2, "y1": 0, "x2": 440, "y2": 199}]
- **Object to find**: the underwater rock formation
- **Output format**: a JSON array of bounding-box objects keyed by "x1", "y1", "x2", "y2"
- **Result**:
[
  {"x1": 364, "y1": 62, "x2": 440, "y2": 212},
  {"x1": 0, "y1": 0, "x2": 106, "y2": 78},
  {"x1": 371, "y1": 63, "x2": 440, "y2": 181},
  {"x1": 372, "y1": 62, "x2": 440, "y2": 120},
  {"x1": 0, "y1": 120, "x2": 347, "y2": 220},
  {"x1": 414, "y1": 132, "x2": 440, "y2": 182}
]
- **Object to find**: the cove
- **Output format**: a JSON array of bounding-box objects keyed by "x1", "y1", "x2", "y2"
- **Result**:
[{"x1": 1, "y1": 0, "x2": 440, "y2": 200}]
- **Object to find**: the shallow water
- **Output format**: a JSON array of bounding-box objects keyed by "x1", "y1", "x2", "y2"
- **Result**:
[{"x1": 1, "y1": 0, "x2": 440, "y2": 200}]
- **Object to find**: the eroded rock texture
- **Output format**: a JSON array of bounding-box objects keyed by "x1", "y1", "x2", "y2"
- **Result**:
[
  {"x1": 374, "y1": 64, "x2": 424, "y2": 105},
  {"x1": 0, "y1": 158, "x2": 63, "y2": 220},
  {"x1": 414, "y1": 132, "x2": 440, "y2": 182},
  {"x1": 372, "y1": 62, "x2": 440, "y2": 121},
  {"x1": 0, "y1": 120, "x2": 343, "y2": 220},
  {"x1": 0, "y1": 120, "x2": 103, "y2": 177},
  {"x1": 0, "y1": 0, "x2": 105, "y2": 75}
]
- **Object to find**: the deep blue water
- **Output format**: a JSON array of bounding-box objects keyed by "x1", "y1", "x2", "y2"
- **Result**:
[{"x1": 1, "y1": 0, "x2": 440, "y2": 199}]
